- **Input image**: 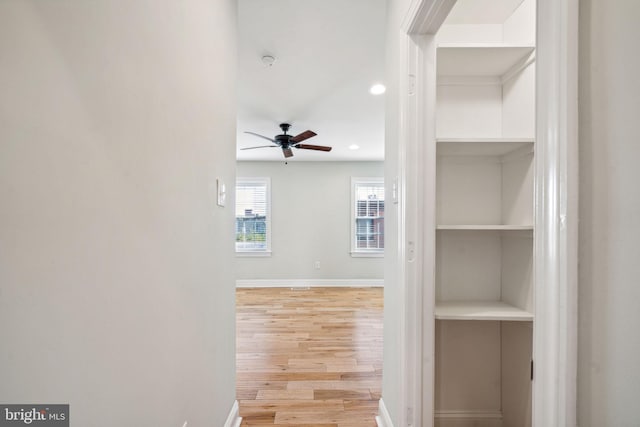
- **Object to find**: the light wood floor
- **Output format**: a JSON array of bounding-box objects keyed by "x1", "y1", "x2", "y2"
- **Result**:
[{"x1": 236, "y1": 287, "x2": 383, "y2": 426}]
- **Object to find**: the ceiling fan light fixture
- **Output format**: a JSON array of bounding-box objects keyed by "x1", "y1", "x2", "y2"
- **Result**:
[
  {"x1": 369, "y1": 83, "x2": 386, "y2": 95},
  {"x1": 349, "y1": 144, "x2": 360, "y2": 150}
]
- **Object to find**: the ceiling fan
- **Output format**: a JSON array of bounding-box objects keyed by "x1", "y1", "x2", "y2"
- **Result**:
[{"x1": 241, "y1": 123, "x2": 332, "y2": 159}]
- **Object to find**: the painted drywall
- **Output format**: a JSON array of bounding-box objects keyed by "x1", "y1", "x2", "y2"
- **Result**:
[
  {"x1": 236, "y1": 161, "x2": 384, "y2": 282},
  {"x1": 0, "y1": 1, "x2": 237, "y2": 426},
  {"x1": 578, "y1": 0, "x2": 640, "y2": 425}
]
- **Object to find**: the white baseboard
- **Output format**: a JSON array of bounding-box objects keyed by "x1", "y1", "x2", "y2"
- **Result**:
[
  {"x1": 376, "y1": 398, "x2": 394, "y2": 427},
  {"x1": 236, "y1": 279, "x2": 384, "y2": 288},
  {"x1": 223, "y1": 400, "x2": 241, "y2": 427}
]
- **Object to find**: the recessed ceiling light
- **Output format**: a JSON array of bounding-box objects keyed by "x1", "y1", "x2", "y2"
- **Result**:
[
  {"x1": 369, "y1": 84, "x2": 386, "y2": 95},
  {"x1": 349, "y1": 144, "x2": 360, "y2": 150}
]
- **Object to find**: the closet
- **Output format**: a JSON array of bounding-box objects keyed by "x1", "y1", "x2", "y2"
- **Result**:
[{"x1": 432, "y1": 0, "x2": 536, "y2": 426}]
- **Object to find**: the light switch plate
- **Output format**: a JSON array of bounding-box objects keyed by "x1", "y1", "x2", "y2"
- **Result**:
[
  {"x1": 393, "y1": 176, "x2": 399, "y2": 204},
  {"x1": 216, "y1": 179, "x2": 226, "y2": 207}
]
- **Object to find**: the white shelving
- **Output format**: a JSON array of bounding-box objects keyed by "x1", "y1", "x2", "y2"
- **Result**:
[
  {"x1": 436, "y1": 229, "x2": 533, "y2": 313},
  {"x1": 437, "y1": 138, "x2": 534, "y2": 156},
  {"x1": 436, "y1": 153, "x2": 534, "y2": 226},
  {"x1": 435, "y1": 301, "x2": 533, "y2": 321},
  {"x1": 437, "y1": 44, "x2": 535, "y2": 77},
  {"x1": 432, "y1": 1, "x2": 537, "y2": 426},
  {"x1": 436, "y1": 45, "x2": 536, "y2": 141},
  {"x1": 436, "y1": 225, "x2": 532, "y2": 230},
  {"x1": 436, "y1": 138, "x2": 534, "y2": 227}
]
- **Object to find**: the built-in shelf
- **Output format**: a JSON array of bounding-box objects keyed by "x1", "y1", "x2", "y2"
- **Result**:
[
  {"x1": 437, "y1": 44, "x2": 535, "y2": 77},
  {"x1": 433, "y1": 1, "x2": 537, "y2": 422},
  {"x1": 435, "y1": 301, "x2": 533, "y2": 321},
  {"x1": 437, "y1": 138, "x2": 534, "y2": 156},
  {"x1": 436, "y1": 225, "x2": 533, "y2": 231}
]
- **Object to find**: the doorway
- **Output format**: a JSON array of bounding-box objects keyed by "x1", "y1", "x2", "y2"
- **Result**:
[
  {"x1": 385, "y1": 0, "x2": 579, "y2": 426},
  {"x1": 234, "y1": 0, "x2": 387, "y2": 425}
]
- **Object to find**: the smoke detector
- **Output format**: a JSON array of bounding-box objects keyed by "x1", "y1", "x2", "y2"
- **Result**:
[{"x1": 261, "y1": 55, "x2": 276, "y2": 67}]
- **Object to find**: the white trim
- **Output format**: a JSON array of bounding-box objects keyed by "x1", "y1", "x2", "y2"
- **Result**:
[
  {"x1": 392, "y1": 14, "x2": 444, "y2": 426},
  {"x1": 402, "y1": 0, "x2": 457, "y2": 34},
  {"x1": 533, "y1": 0, "x2": 579, "y2": 426},
  {"x1": 236, "y1": 279, "x2": 384, "y2": 288},
  {"x1": 235, "y1": 251, "x2": 272, "y2": 257},
  {"x1": 350, "y1": 251, "x2": 384, "y2": 258},
  {"x1": 376, "y1": 399, "x2": 394, "y2": 427},
  {"x1": 223, "y1": 400, "x2": 241, "y2": 427},
  {"x1": 407, "y1": 34, "x2": 438, "y2": 427}
]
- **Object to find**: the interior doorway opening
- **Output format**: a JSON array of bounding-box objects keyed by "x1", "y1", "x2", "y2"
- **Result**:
[
  {"x1": 389, "y1": 0, "x2": 579, "y2": 425},
  {"x1": 233, "y1": 0, "x2": 387, "y2": 424}
]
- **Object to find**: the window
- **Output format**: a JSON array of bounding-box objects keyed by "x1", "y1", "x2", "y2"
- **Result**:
[
  {"x1": 235, "y1": 177, "x2": 271, "y2": 255},
  {"x1": 351, "y1": 178, "x2": 384, "y2": 256}
]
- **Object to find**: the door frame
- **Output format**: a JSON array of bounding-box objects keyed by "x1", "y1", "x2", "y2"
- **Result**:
[{"x1": 394, "y1": 0, "x2": 579, "y2": 426}]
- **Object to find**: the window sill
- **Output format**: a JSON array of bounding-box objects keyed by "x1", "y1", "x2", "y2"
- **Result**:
[
  {"x1": 350, "y1": 251, "x2": 384, "y2": 258},
  {"x1": 236, "y1": 251, "x2": 272, "y2": 257}
]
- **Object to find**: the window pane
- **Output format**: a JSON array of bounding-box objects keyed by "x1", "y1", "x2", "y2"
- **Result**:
[
  {"x1": 236, "y1": 179, "x2": 269, "y2": 251},
  {"x1": 354, "y1": 180, "x2": 384, "y2": 251}
]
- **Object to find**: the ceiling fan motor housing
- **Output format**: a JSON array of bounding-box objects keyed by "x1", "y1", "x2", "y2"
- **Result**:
[{"x1": 275, "y1": 134, "x2": 291, "y2": 148}]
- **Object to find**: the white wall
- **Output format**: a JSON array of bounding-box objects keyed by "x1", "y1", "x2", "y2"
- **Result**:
[
  {"x1": 236, "y1": 161, "x2": 384, "y2": 282},
  {"x1": 0, "y1": 2, "x2": 237, "y2": 426},
  {"x1": 578, "y1": 0, "x2": 640, "y2": 425}
]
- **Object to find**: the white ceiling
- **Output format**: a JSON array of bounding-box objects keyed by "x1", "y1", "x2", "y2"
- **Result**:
[{"x1": 236, "y1": 0, "x2": 387, "y2": 161}]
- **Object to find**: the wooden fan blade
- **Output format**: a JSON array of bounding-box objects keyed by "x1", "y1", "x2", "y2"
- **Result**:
[
  {"x1": 290, "y1": 130, "x2": 317, "y2": 143},
  {"x1": 283, "y1": 148, "x2": 294, "y2": 158},
  {"x1": 244, "y1": 131, "x2": 276, "y2": 143},
  {"x1": 295, "y1": 143, "x2": 332, "y2": 152},
  {"x1": 240, "y1": 145, "x2": 278, "y2": 150}
]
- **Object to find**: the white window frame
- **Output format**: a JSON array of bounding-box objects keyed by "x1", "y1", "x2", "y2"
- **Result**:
[
  {"x1": 235, "y1": 177, "x2": 272, "y2": 257},
  {"x1": 351, "y1": 177, "x2": 384, "y2": 257}
]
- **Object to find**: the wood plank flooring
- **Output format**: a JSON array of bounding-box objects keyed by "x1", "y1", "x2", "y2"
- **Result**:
[{"x1": 236, "y1": 287, "x2": 383, "y2": 427}]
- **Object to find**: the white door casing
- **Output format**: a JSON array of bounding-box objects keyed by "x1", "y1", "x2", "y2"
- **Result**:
[{"x1": 390, "y1": 0, "x2": 578, "y2": 426}]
